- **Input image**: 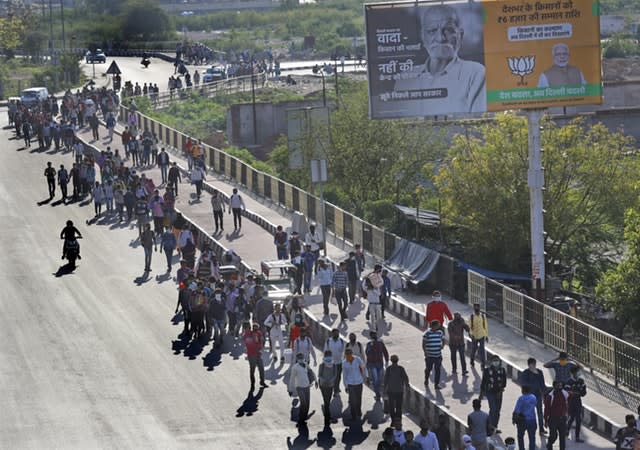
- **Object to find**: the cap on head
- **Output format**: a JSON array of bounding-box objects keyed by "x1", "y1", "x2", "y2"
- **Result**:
[
  {"x1": 463, "y1": 434, "x2": 472, "y2": 443},
  {"x1": 559, "y1": 351, "x2": 568, "y2": 359}
]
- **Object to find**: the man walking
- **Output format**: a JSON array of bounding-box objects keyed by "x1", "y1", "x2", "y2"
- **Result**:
[
  {"x1": 422, "y1": 320, "x2": 445, "y2": 390},
  {"x1": 210, "y1": 189, "x2": 225, "y2": 234},
  {"x1": 289, "y1": 352, "x2": 317, "y2": 427},
  {"x1": 544, "y1": 352, "x2": 582, "y2": 384},
  {"x1": 565, "y1": 366, "x2": 587, "y2": 443},
  {"x1": 520, "y1": 357, "x2": 547, "y2": 435},
  {"x1": 324, "y1": 328, "x2": 344, "y2": 395},
  {"x1": 383, "y1": 354, "x2": 409, "y2": 423},
  {"x1": 332, "y1": 261, "x2": 349, "y2": 321},
  {"x1": 365, "y1": 331, "x2": 389, "y2": 401},
  {"x1": 342, "y1": 348, "x2": 366, "y2": 422},
  {"x1": 274, "y1": 225, "x2": 288, "y2": 274},
  {"x1": 157, "y1": 147, "x2": 170, "y2": 184},
  {"x1": 448, "y1": 311, "x2": 469, "y2": 375},
  {"x1": 168, "y1": 162, "x2": 181, "y2": 195},
  {"x1": 317, "y1": 350, "x2": 338, "y2": 427},
  {"x1": 513, "y1": 385, "x2": 538, "y2": 450},
  {"x1": 44, "y1": 162, "x2": 56, "y2": 199},
  {"x1": 468, "y1": 398, "x2": 491, "y2": 450},
  {"x1": 190, "y1": 164, "x2": 205, "y2": 200},
  {"x1": 263, "y1": 303, "x2": 288, "y2": 363},
  {"x1": 140, "y1": 223, "x2": 156, "y2": 272},
  {"x1": 425, "y1": 290, "x2": 453, "y2": 326},
  {"x1": 544, "y1": 380, "x2": 569, "y2": 450},
  {"x1": 57, "y1": 164, "x2": 69, "y2": 203},
  {"x1": 469, "y1": 303, "x2": 489, "y2": 369},
  {"x1": 243, "y1": 321, "x2": 268, "y2": 390},
  {"x1": 229, "y1": 188, "x2": 246, "y2": 230},
  {"x1": 480, "y1": 354, "x2": 507, "y2": 434}
]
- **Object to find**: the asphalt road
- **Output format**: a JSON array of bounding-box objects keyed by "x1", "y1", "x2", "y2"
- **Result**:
[{"x1": 0, "y1": 118, "x2": 389, "y2": 448}]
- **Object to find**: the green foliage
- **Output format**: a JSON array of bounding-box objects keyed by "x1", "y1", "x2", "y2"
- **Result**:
[
  {"x1": 121, "y1": 0, "x2": 173, "y2": 41},
  {"x1": 225, "y1": 146, "x2": 275, "y2": 175},
  {"x1": 603, "y1": 35, "x2": 640, "y2": 58},
  {"x1": 267, "y1": 80, "x2": 447, "y2": 221},
  {"x1": 596, "y1": 208, "x2": 640, "y2": 335},
  {"x1": 600, "y1": 0, "x2": 640, "y2": 15},
  {"x1": 436, "y1": 113, "x2": 638, "y2": 281}
]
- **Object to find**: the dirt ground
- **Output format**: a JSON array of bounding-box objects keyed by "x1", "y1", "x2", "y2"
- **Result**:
[{"x1": 603, "y1": 57, "x2": 640, "y2": 81}]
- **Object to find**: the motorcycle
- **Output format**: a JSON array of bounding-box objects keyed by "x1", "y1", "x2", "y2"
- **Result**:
[
  {"x1": 63, "y1": 237, "x2": 81, "y2": 268},
  {"x1": 141, "y1": 58, "x2": 150, "y2": 68}
]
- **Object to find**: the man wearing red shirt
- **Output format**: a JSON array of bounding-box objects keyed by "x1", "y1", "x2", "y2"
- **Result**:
[
  {"x1": 425, "y1": 290, "x2": 453, "y2": 327},
  {"x1": 243, "y1": 321, "x2": 268, "y2": 390},
  {"x1": 544, "y1": 380, "x2": 569, "y2": 450}
]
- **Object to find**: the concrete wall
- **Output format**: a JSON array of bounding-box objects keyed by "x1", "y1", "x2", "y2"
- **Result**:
[{"x1": 227, "y1": 99, "x2": 327, "y2": 148}]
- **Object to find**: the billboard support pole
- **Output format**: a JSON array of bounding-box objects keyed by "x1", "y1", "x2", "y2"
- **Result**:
[{"x1": 527, "y1": 109, "x2": 545, "y2": 300}]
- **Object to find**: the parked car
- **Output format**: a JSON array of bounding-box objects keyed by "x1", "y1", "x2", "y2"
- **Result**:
[
  {"x1": 20, "y1": 87, "x2": 49, "y2": 106},
  {"x1": 202, "y1": 66, "x2": 226, "y2": 83},
  {"x1": 85, "y1": 49, "x2": 106, "y2": 64}
]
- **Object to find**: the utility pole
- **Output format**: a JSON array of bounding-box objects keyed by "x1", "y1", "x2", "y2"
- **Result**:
[
  {"x1": 527, "y1": 109, "x2": 546, "y2": 300},
  {"x1": 60, "y1": 0, "x2": 66, "y2": 52}
]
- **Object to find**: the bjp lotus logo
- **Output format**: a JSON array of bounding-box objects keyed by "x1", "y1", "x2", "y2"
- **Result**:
[{"x1": 507, "y1": 56, "x2": 536, "y2": 85}]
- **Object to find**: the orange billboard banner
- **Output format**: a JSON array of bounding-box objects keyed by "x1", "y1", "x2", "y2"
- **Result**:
[{"x1": 484, "y1": 0, "x2": 602, "y2": 110}]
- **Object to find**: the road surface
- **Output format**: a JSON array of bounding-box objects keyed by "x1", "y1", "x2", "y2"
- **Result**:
[{"x1": 0, "y1": 116, "x2": 392, "y2": 448}]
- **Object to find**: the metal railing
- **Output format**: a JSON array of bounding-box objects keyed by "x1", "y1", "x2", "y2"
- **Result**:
[
  {"x1": 468, "y1": 270, "x2": 640, "y2": 393},
  {"x1": 128, "y1": 72, "x2": 267, "y2": 110}
]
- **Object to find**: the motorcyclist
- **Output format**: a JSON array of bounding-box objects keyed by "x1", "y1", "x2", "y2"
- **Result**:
[{"x1": 60, "y1": 220, "x2": 82, "y2": 259}]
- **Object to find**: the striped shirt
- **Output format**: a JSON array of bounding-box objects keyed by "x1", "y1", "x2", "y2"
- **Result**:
[
  {"x1": 332, "y1": 270, "x2": 348, "y2": 290},
  {"x1": 422, "y1": 329, "x2": 444, "y2": 358}
]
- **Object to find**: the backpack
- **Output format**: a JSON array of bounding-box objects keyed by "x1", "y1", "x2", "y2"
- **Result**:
[{"x1": 275, "y1": 231, "x2": 287, "y2": 247}]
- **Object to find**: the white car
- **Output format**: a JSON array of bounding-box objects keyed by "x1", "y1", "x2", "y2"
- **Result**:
[{"x1": 20, "y1": 87, "x2": 49, "y2": 106}]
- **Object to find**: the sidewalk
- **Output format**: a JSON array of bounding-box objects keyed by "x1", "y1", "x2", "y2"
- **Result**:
[{"x1": 75, "y1": 113, "x2": 622, "y2": 448}]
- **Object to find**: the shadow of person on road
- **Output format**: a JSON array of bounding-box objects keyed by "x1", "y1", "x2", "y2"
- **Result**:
[
  {"x1": 37, "y1": 197, "x2": 53, "y2": 206},
  {"x1": 202, "y1": 346, "x2": 222, "y2": 371},
  {"x1": 134, "y1": 271, "x2": 151, "y2": 285},
  {"x1": 286, "y1": 422, "x2": 317, "y2": 449},
  {"x1": 236, "y1": 387, "x2": 264, "y2": 417},
  {"x1": 316, "y1": 425, "x2": 338, "y2": 449},
  {"x1": 363, "y1": 400, "x2": 387, "y2": 431},
  {"x1": 171, "y1": 333, "x2": 191, "y2": 355},
  {"x1": 451, "y1": 373, "x2": 474, "y2": 405},
  {"x1": 54, "y1": 263, "x2": 77, "y2": 277},
  {"x1": 225, "y1": 229, "x2": 243, "y2": 242},
  {"x1": 155, "y1": 272, "x2": 172, "y2": 284},
  {"x1": 340, "y1": 420, "x2": 370, "y2": 449}
]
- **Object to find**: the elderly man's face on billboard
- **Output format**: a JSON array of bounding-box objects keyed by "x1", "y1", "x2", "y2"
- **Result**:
[
  {"x1": 421, "y1": 6, "x2": 463, "y2": 61},
  {"x1": 552, "y1": 44, "x2": 570, "y2": 67}
]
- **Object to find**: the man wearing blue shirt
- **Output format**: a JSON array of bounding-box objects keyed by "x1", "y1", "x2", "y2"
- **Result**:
[{"x1": 513, "y1": 385, "x2": 538, "y2": 450}]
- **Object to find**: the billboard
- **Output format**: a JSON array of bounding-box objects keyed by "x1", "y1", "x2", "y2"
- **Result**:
[{"x1": 365, "y1": 0, "x2": 602, "y2": 119}]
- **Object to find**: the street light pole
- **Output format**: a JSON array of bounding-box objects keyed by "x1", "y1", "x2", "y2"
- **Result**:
[
  {"x1": 251, "y1": 59, "x2": 257, "y2": 145},
  {"x1": 60, "y1": 0, "x2": 66, "y2": 52}
]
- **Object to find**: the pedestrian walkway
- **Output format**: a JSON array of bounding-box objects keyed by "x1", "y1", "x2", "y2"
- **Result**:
[{"x1": 73, "y1": 107, "x2": 625, "y2": 449}]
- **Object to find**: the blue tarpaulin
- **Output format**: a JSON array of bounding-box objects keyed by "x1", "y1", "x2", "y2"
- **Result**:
[{"x1": 456, "y1": 261, "x2": 531, "y2": 282}]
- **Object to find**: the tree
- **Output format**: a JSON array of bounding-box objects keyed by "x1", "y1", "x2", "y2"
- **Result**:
[
  {"x1": 595, "y1": 207, "x2": 640, "y2": 335},
  {"x1": 435, "y1": 113, "x2": 638, "y2": 281},
  {"x1": 0, "y1": 16, "x2": 25, "y2": 57},
  {"x1": 121, "y1": 0, "x2": 172, "y2": 41}
]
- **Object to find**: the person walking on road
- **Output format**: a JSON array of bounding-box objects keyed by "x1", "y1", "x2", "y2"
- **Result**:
[
  {"x1": 520, "y1": 357, "x2": 547, "y2": 435},
  {"x1": 332, "y1": 261, "x2": 349, "y2": 321},
  {"x1": 480, "y1": 354, "x2": 507, "y2": 434},
  {"x1": 160, "y1": 227, "x2": 177, "y2": 273},
  {"x1": 263, "y1": 303, "x2": 288, "y2": 363},
  {"x1": 614, "y1": 414, "x2": 640, "y2": 450},
  {"x1": 317, "y1": 350, "x2": 338, "y2": 427},
  {"x1": 157, "y1": 147, "x2": 170, "y2": 184},
  {"x1": 544, "y1": 380, "x2": 569, "y2": 450},
  {"x1": 168, "y1": 162, "x2": 181, "y2": 196},
  {"x1": 289, "y1": 352, "x2": 318, "y2": 427},
  {"x1": 140, "y1": 223, "x2": 156, "y2": 272},
  {"x1": 447, "y1": 311, "x2": 469, "y2": 375},
  {"x1": 565, "y1": 366, "x2": 587, "y2": 443},
  {"x1": 190, "y1": 164, "x2": 205, "y2": 200},
  {"x1": 425, "y1": 290, "x2": 453, "y2": 327},
  {"x1": 324, "y1": 328, "x2": 344, "y2": 395},
  {"x1": 317, "y1": 259, "x2": 333, "y2": 316},
  {"x1": 58, "y1": 164, "x2": 69, "y2": 203},
  {"x1": 544, "y1": 351, "x2": 582, "y2": 384},
  {"x1": 229, "y1": 188, "x2": 246, "y2": 231},
  {"x1": 366, "y1": 331, "x2": 389, "y2": 401},
  {"x1": 92, "y1": 181, "x2": 105, "y2": 218},
  {"x1": 342, "y1": 347, "x2": 366, "y2": 422},
  {"x1": 513, "y1": 385, "x2": 538, "y2": 450},
  {"x1": 469, "y1": 303, "x2": 489, "y2": 369},
  {"x1": 243, "y1": 321, "x2": 268, "y2": 391},
  {"x1": 383, "y1": 354, "x2": 409, "y2": 423},
  {"x1": 274, "y1": 225, "x2": 288, "y2": 274},
  {"x1": 346, "y1": 252, "x2": 359, "y2": 304},
  {"x1": 210, "y1": 189, "x2": 225, "y2": 234},
  {"x1": 423, "y1": 320, "x2": 445, "y2": 390},
  {"x1": 292, "y1": 327, "x2": 317, "y2": 366},
  {"x1": 44, "y1": 162, "x2": 56, "y2": 199},
  {"x1": 468, "y1": 398, "x2": 491, "y2": 450}
]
